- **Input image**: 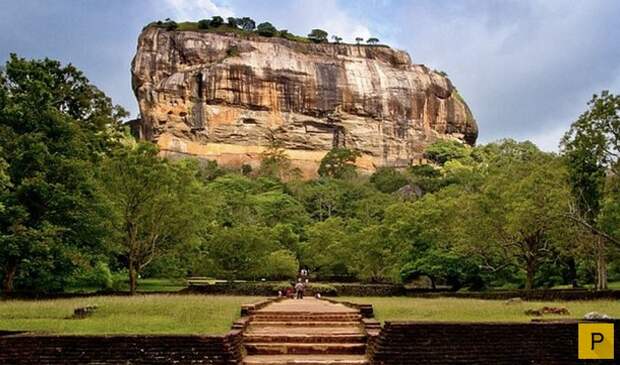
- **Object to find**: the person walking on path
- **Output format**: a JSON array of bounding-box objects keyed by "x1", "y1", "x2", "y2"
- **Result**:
[{"x1": 295, "y1": 278, "x2": 305, "y2": 299}]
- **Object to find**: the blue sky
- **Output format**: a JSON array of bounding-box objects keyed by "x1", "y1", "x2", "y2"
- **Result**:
[{"x1": 2, "y1": 0, "x2": 619, "y2": 150}]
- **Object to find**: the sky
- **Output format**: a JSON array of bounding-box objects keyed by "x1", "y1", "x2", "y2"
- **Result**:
[{"x1": 1, "y1": 0, "x2": 619, "y2": 151}]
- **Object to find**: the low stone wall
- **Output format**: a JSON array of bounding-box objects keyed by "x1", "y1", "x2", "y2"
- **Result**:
[
  {"x1": 371, "y1": 320, "x2": 619, "y2": 365},
  {"x1": 185, "y1": 282, "x2": 404, "y2": 297},
  {"x1": 0, "y1": 331, "x2": 244, "y2": 365},
  {"x1": 410, "y1": 289, "x2": 620, "y2": 301}
]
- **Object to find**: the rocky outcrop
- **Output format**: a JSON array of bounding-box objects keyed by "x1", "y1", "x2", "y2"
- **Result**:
[{"x1": 131, "y1": 26, "x2": 477, "y2": 177}]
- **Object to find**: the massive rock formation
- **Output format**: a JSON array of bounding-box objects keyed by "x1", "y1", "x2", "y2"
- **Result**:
[{"x1": 131, "y1": 26, "x2": 477, "y2": 177}]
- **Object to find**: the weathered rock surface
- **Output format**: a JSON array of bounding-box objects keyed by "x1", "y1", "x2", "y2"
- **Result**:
[{"x1": 131, "y1": 27, "x2": 477, "y2": 177}]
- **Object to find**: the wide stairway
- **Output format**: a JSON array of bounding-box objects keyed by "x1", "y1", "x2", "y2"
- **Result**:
[{"x1": 242, "y1": 298, "x2": 369, "y2": 365}]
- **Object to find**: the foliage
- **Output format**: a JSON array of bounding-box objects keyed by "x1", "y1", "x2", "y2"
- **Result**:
[
  {"x1": 318, "y1": 148, "x2": 361, "y2": 179},
  {"x1": 260, "y1": 249, "x2": 299, "y2": 280},
  {"x1": 256, "y1": 22, "x2": 277, "y2": 37},
  {"x1": 424, "y1": 140, "x2": 470, "y2": 165},
  {"x1": 237, "y1": 17, "x2": 256, "y2": 31},
  {"x1": 561, "y1": 91, "x2": 620, "y2": 289},
  {"x1": 98, "y1": 142, "x2": 207, "y2": 294},
  {"x1": 367, "y1": 37, "x2": 380, "y2": 45},
  {"x1": 210, "y1": 16, "x2": 224, "y2": 28},
  {"x1": 0, "y1": 55, "x2": 126, "y2": 293},
  {"x1": 370, "y1": 167, "x2": 409, "y2": 193},
  {"x1": 197, "y1": 19, "x2": 211, "y2": 29},
  {"x1": 308, "y1": 29, "x2": 328, "y2": 43}
]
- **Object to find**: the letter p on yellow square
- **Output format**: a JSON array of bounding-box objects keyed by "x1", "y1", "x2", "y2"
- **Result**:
[{"x1": 578, "y1": 323, "x2": 614, "y2": 359}]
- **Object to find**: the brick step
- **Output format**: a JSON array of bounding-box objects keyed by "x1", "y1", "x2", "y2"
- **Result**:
[
  {"x1": 253, "y1": 315, "x2": 361, "y2": 321},
  {"x1": 242, "y1": 355, "x2": 369, "y2": 365},
  {"x1": 245, "y1": 343, "x2": 366, "y2": 356},
  {"x1": 249, "y1": 321, "x2": 362, "y2": 327},
  {"x1": 244, "y1": 334, "x2": 366, "y2": 343},
  {"x1": 246, "y1": 327, "x2": 364, "y2": 336}
]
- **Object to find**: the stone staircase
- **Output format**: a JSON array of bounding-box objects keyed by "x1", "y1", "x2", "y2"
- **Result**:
[{"x1": 242, "y1": 298, "x2": 369, "y2": 365}]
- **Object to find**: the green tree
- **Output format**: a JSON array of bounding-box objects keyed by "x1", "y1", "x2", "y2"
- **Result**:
[
  {"x1": 424, "y1": 140, "x2": 470, "y2": 165},
  {"x1": 227, "y1": 17, "x2": 238, "y2": 27},
  {"x1": 561, "y1": 91, "x2": 620, "y2": 289},
  {"x1": 302, "y1": 217, "x2": 354, "y2": 279},
  {"x1": 237, "y1": 17, "x2": 256, "y2": 31},
  {"x1": 455, "y1": 147, "x2": 572, "y2": 289},
  {"x1": 256, "y1": 22, "x2": 277, "y2": 37},
  {"x1": 366, "y1": 37, "x2": 380, "y2": 45},
  {"x1": 318, "y1": 148, "x2": 361, "y2": 179},
  {"x1": 308, "y1": 29, "x2": 328, "y2": 43},
  {"x1": 99, "y1": 142, "x2": 206, "y2": 294},
  {"x1": 370, "y1": 167, "x2": 409, "y2": 193},
  {"x1": 331, "y1": 35, "x2": 343, "y2": 44},
  {"x1": 203, "y1": 225, "x2": 275, "y2": 280},
  {"x1": 258, "y1": 135, "x2": 300, "y2": 180},
  {"x1": 261, "y1": 249, "x2": 299, "y2": 280},
  {"x1": 210, "y1": 16, "x2": 224, "y2": 27},
  {"x1": 355, "y1": 37, "x2": 363, "y2": 45},
  {"x1": 0, "y1": 55, "x2": 125, "y2": 293},
  {"x1": 197, "y1": 19, "x2": 211, "y2": 29}
]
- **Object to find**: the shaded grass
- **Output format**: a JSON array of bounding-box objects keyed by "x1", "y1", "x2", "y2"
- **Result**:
[
  {"x1": 0, "y1": 295, "x2": 261, "y2": 335},
  {"x1": 65, "y1": 278, "x2": 188, "y2": 294},
  {"x1": 341, "y1": 297, "x2": 620, "y2": 322}
]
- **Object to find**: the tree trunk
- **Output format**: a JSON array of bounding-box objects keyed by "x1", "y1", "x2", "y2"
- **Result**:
[
  {"x1": 2, "y1": 261, "x2": 18, "y2": 294},
  {"x1": 525, "y1": 258, "x2": 536, "y2": 291},
  {"x1": 129, "y1": 259, "x2": 138, "y2": 295},
  {"x1": 595, "y1": 238, "x2": 608, "y2": 290}
]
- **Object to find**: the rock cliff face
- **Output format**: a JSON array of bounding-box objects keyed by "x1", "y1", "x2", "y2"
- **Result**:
[{"x1": 131, "y1": 27, "x2": 477, "y2": 177}]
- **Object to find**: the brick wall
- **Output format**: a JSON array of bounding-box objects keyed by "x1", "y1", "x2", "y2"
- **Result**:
[
  {"x1": 371, "y1": 320, "x2": 619, "y2": 365},
  {"x1": 0, "y1": 330, "x2": 243, "y2": 365}
]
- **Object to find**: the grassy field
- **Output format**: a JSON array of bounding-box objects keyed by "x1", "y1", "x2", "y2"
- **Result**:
[
  {"x1": 341, "y1": 297, "x2": 620, "y2": 322},
  {"x1": 0, "y1": 295, "x2": 261, "y2": 335}
]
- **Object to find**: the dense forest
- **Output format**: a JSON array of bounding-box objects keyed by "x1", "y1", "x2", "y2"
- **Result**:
[{"x1": 0, "y1": 55, "x2": 619, "y2": 294}]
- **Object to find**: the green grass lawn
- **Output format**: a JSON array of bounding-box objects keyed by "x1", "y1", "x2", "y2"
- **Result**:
[
  {"x1": 0, "y1": 295, "x2": 261, "y2": 335},
  {"x1": 341, "y1": 297, "x2": 620, "y2": 322}
]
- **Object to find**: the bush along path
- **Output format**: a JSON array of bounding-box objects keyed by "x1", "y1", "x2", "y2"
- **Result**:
[{"x1": 237, "y1": 297, "x2": 378, "y2": 365}]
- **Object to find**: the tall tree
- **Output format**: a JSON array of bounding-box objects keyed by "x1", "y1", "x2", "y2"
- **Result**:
[
  {"x1": 561, "y1": 91, "x2": 620, "y2": 289},
  {"x1": 99, "y1": 142, "x2": 205, "y2": 294},
  {"x1": 455, "y1": 143, "x2": 572, "y2": 289},
  {"x1": 318, "y1": 148, "x2": 361, "y2": 179},
  {"x1": 0, "y1": 55, "x2": 125, "y2": 293}
]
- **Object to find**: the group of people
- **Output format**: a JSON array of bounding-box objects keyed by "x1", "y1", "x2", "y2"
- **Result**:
[{"x1": 280, "y1": 269, "x2": 310, "y2": 299}]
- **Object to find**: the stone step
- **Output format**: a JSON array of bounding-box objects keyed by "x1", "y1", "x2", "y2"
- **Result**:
[
  {"x1": 244, "y1": 334, "x2": 366, "y2": 343},
  {"x1": 249, "y1": 321, "x2": 362, "y2": 327},
  {"x1": 243, "y1": 354, "x2": 369, "y2": 365},
  {"x1": 245, "y1": 343, "x2": 366, "y2": 356}
]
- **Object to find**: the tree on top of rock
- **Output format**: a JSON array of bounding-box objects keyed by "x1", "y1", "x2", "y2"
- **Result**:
[
  {"x1": 308, "y1": 29, "x2": 328, "y2": 43},
  {"x1": 367, "y1": 37, "x2": 380, "y2": 45},
  {"x1": 210, "y1": 16, "x2": 224, "y2": 27},
  {"x1": 237, "y1": 17, "x2": 256, "y2": 31},
  {"x1": 256, "y1": 22, "x2": 277, "y2": 37}
]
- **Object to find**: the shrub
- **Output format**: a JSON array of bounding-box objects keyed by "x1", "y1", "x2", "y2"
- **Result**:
[{"x1": 256, "y1": 22, "x2": 277, "y2": 37}]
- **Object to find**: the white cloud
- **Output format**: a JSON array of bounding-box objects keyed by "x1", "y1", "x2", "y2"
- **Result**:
[{"x1": 164, "y1": 0, "x2": 234, "y2": 21}]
